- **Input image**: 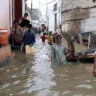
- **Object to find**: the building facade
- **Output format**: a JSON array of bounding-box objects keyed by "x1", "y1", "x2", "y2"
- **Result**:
[
  {"x1": 32, "y1": 9, "x2": 39, "y2": 28},
  {"x1": 0, "y1": 0, "x2": 12, "y2": 30},
  {"x1": 61, "y1": 0, "x2": 96, "y2": 35},
  {"x1": 0, "y1": 0, "x2": 27, "y2": 63},
  {"x1": 47, "y1": 0, "x2": 61, "y2": 33},
  {"x1": 25, "y1": 7, "x2": 40, "y2": 28},
  {"x1": 0, "y1": 0, "x2": 27, "y2": 32}
]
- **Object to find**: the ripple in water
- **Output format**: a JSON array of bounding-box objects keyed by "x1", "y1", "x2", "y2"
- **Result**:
[{"x1": 76, "y1": 84, "x2": 92, "y2": 89}]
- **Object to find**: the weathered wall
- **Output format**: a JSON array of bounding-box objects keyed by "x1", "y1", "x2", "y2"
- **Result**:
[
  {"x1": 61, "y1": 0, "x2": 96, "y2": 34},
  {"x1": 62, "y1": 8, "x2": 90, "y2": 34},
  {"x1": 80, "y1": 8, "x2": 96, "y2": 32},
  {"x1": 61, "y1": 0, "x2": 96, "y2": 12}
]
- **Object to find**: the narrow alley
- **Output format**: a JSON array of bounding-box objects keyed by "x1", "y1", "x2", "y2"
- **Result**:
[
  {"x1": 1, "y1": 0, "x2": 96, "y2": 96},
  {"x1": 0, "y1": 35, "x2": 96, "y2": 96}
]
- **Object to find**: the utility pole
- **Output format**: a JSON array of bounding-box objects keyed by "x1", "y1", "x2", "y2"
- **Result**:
[
  {"x1": 46, "y1": 0, "x2": 48, "y2": 32},
  {"x1": 39, "y1": 0, "x2": 40, "y2": 27},
  {"x1": 31, "y1": 0, "x2": 32, "y2": 24}
]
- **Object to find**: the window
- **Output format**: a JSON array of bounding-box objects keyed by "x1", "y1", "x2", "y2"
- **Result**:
[
  {"x1": 55, "y1": 13, "x2": 57, "y2": 31},
  {"x1": 54, "y1": 3, "x2": 57, "y2": 11}
]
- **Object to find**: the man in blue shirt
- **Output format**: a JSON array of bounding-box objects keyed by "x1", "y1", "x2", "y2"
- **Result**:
[{"x1": 22, "y1": 24, "x2": 35, "y2": 52}]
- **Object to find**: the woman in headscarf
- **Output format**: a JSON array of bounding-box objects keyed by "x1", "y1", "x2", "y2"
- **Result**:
[
  {"x1": 51, "y1": 34, "x2": 70, "y2": 65},
  {"x1": 10, "y1": 20, "x2": 23, "y2": 46}
]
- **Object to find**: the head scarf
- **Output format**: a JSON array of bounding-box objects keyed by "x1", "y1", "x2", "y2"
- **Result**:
[{"x1": 55, "y1": 34, "x2": 63, "y2": 44}]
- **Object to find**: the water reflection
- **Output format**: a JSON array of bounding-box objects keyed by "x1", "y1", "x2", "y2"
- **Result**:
[
  {"x1": 0, "y1": 35, "x2": 96, "y2": 96},
  {"x1": 23, "y1": 36, "x2": 56, "y2": 95}
]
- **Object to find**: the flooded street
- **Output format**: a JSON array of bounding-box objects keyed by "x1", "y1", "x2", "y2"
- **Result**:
[{"x1": 0, "y1": 35, "x2": 96, "y2": 96}]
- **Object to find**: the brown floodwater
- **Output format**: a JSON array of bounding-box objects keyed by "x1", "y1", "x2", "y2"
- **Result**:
[{"x1": 0, "y1": 35, "x2": 95, "y2": 96}]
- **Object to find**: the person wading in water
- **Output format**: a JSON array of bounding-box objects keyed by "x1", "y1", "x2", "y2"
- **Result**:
[{"x1": 22, "y1": 24, "x2": 36, "y2": 52}]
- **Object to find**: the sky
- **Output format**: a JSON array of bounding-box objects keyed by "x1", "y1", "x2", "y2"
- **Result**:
[{"x1": 27, "y1": 0, "x2": 46, "y2": 16}]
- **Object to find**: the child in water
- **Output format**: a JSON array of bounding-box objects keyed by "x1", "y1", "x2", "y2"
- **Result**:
[
  {"x1": 48, "y1": 31, "x2": 53, "y2": 45},
  {"x1": 51, "y1": 34, "x2": 70, "y2": 65},
  {"x1": 40, "y1": 33, "x2": 47, "y2": 43}
]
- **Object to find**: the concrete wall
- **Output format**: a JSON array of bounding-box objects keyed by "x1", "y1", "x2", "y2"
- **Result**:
[
  {"x1": 61, "y1": 0, "x2": 96, "y2": 34},
  {"x1": 61, "y1": 0, "x2": 96, "y2": 12},
  {"x1": 47, "y1": 0, "x2": 61, "y2": 33},
  {"x1": 0, "y1": 0, "x2": 10, "y2": 30}
]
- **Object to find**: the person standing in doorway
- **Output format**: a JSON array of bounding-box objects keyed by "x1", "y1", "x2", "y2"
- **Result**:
[
  {"x1": 22, "y1": 24, "x2": 36, "y2": 52},
  {"x1": 10, "y1": 20, "x2": 23, "y2": 46}
]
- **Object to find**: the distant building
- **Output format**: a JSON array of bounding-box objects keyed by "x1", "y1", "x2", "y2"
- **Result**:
[
  {"x1": 32, "y1": 9, "x2": 40, "y2": 28},
  {"x1": 32, "y1": 9, "x2": 39, "y2": 20},
  {"x1": 25, "y1": 7, "x2": 32, "y2": 23},
  {"x1": 47, "y1": 0, "x2": 61, "y2": 33}
]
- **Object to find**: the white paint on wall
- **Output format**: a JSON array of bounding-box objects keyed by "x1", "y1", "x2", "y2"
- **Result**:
[
  {"x1": 48, "y1": 13, "x2": 54, "y2": 32},
  {"x1": 0, "y1": 0, "x2": 10, "y2": 29},
  {"x1": 62, "y1": 0, "x2": 96, "y2": 12}
]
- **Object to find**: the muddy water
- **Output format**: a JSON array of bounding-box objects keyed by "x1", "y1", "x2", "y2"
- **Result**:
[{"x1": 0, "y1": 35, "x2": 96, "y2": 96}]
